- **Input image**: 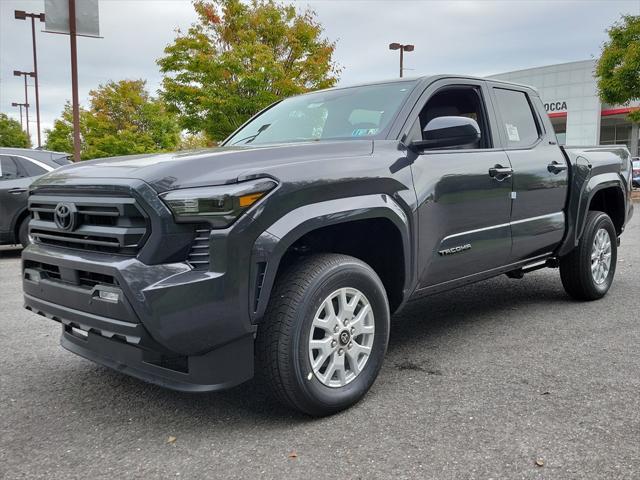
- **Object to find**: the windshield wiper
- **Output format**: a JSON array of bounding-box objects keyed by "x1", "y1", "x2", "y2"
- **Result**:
[{"x1": 231, "y1": 124, "x2": 271, "y2": 145}]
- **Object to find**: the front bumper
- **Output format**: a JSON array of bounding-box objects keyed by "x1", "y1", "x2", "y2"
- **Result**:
[{"x1": 22, "y1": 242, "x2": 256, "y2": 392}]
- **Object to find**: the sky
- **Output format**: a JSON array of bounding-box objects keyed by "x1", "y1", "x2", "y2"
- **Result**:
[{"x1": 1, "y1": 0, "x2": 639, "y2": 146}]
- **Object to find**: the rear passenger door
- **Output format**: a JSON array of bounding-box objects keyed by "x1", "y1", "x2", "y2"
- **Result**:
[{"x1": 489, "y1": 86, "x2": 569, "y2": 262}]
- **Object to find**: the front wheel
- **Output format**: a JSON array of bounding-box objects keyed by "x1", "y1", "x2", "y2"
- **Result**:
[
  {"x1": 560, "y1": 210, "x2": 617, "y2": 300},
  {"x1": 255, "y1": 254, "x2": 390, "y2": 416}
]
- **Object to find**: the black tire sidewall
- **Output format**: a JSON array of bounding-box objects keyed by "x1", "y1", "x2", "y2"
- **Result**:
[
  {"x1": 289, "y1": 260, "x2": 389, "y2": 413},
  {"x1": 582, "y1": 212, "x2": 617, "y2": 297},
  {"x1": 18, "y1": 216, "x2": 31, "y2": 249}
]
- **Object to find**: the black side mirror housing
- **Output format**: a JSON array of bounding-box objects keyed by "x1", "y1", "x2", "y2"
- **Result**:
[{"x1": 409, "y1": 116, "x2": 481, "y2": 152}]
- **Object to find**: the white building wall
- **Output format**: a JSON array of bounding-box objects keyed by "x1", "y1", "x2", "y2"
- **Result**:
[{"x1": 489, "y1": 60, "x2": 601, "y2": 146}]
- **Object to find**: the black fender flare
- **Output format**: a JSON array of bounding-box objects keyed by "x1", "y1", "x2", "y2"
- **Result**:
[
  {"x1": 557, "y1": 171, "x2": 627, "y2": 257},
  {"x1": 249, "y1": 194, "x2": 413, "y2": 322}
]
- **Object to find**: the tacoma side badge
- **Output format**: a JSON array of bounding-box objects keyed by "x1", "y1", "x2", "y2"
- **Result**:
[{"x1": 438, "y1": 244, "x2": 472, "y2": 256}]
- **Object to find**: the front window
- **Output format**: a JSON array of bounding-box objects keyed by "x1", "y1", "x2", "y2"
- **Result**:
[{"x1": 225, "y1": 81, "x2": 417, "y2": 146}]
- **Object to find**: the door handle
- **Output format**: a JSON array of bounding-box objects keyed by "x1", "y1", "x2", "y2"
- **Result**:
[
  {"x1": 488, "y1": 165, "x2": 513, "y2": 181},
  {"x1": 8, "y1": 188, "x2": 27, "y2": 194},
  {"x1": 547, "y1": 161, "x2": 568, "y2": 174}
]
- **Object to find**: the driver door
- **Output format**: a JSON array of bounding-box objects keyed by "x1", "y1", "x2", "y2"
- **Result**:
[{"x1": 407, "y1": 80, "x2": 514, "y2": 291}]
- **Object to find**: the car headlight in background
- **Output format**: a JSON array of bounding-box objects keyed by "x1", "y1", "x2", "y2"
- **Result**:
[{"x1": 160, "y1": 178, "x2": 277, "y2": 228}]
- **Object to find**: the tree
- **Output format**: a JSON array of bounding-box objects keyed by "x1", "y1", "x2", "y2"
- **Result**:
[
  {"x1": 596, "y1": 14, "x2": 640, "y2": 122},
  {"x1": 0, "y1": 113, "x2": 31, "y2": 148},
  {"x1": 178, "y1": 132, "x2": 215, "y2": 150},
  {"x1": 45, "y1": 80, "x2": 181, "y2": 160},
  {"x1": 158, "y1": 0, "x2": 340, "y2": 142},
  {"x1": 44, "y1": 103, "x2": 87, "y2": 154}
]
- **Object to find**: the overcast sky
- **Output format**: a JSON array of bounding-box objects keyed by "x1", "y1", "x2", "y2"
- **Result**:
[{"x1": 1, "y1": 0, "x2": 639, "y2": 145}]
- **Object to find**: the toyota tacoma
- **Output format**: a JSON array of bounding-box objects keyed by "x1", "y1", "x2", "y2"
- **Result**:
[{"x1": 23, "y1": 76, "x2": 634, "y2": 416}]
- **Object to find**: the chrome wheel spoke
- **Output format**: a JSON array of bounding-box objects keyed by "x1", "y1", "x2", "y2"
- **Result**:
[
  {"x1": 350, "y1": 304, "x2": 374, "y2": 336},
  {"x1": 591, "y1": 228, "x2": 612, "y2": 285},
  {"x1": 350, "y1": 340, "x2": 372, "y2": 358},
  {"x1": 321, "y1": 353, "x2": 346, "y2": 385},
  {"x1": 309, "y1": 337, "x2": 333, "y2": 369},
  {"x1": 308, "y1": 287, "x2": 375, "y2": 388},
  {"x1": 346, "y1": 349, "x2": 361, "y2": 376}
]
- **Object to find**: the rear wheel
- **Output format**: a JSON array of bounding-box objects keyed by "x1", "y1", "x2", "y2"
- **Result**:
[
  {"x1": 560, "y1": 210, "x2": 617, "y2": 300},
  {"x1": 255, "y1": 254, "x2": 390, "y2": 416},
  {"x1": 18, "y1": 216, "x2": 32, "y2": 249}
]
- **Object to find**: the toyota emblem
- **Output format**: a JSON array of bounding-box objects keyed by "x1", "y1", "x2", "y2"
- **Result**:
[{"x1": 54, "y1": 202, "x2": 77, "y2": 231}]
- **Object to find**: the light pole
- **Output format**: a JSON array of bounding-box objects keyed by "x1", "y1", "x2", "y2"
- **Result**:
[
  {"x1": 389, "y1": 43, "x2": 415, "y2": 78},
  {"x1": 13, "y1": 70, "x2": 35, "y2": 137},
  {"x1": 14, "y1": 10, "x2": 45, "y2": 148},
  {"x1": 11, "y1": 102, "x2": 30, "y2": 130},
  {"x1": 68, "y1": 0, "x2": 81, "y2": 162}
]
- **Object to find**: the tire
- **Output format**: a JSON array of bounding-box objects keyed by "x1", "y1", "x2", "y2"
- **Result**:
[
  {"x1": 560, "y1": 210, "x2": 617, "y2": 301},
  {"x1": 255, "y1": 254, "x2": 390, "y2": 416},
  {"x1": 18, "y1": 216, "x2": 32, "y2": 249}
]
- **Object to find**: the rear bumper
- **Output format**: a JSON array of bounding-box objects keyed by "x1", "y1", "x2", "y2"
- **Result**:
[{"x1": 22, "y1": 242, "x2": 256, "y2": 392}]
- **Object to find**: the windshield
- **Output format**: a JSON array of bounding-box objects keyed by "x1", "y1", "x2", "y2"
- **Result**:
[{"x1": 225, "y1": 81, "x2": 417, "y2": 146}]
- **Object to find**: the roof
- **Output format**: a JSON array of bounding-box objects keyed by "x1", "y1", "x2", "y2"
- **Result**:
[{"x1": 301, "y1": 74, "x2": 539, "y2": 96}]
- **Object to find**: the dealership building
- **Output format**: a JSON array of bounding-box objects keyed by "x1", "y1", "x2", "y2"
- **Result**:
[{"x1": 490, "y1": 59, "x2": 639, "y2": 156}]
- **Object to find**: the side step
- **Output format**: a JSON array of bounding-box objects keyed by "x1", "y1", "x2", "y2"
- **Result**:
[{"x1": 506, "y1": 257, "x2": 558, "y2": 279}]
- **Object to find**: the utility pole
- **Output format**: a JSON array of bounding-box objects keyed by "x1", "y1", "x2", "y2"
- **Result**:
[
  {"x1": 11, "y1": 102, "x2": 30, "y2": 129},
  {"x1": 69, "y1": 0, "x2": 81, "y2": 162},
  {"x1": 13, "y1": 70, "x2": 35, "y2": 137},
  {"x1": 15, "y1": 10, "x2": 45, "y2": 148},
  {"x1": 388, "y1": 43, "x2": 415, "y2": 78},
  {"x1": 43, "y1": 0, "x2": 101, "y2": 161}
]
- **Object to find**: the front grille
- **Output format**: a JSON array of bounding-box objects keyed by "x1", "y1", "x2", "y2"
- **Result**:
[
  {"x1": 29, "y1": 193, "x2": 148, "y2": 255},
  {"x1": 187, "y1": 224, "x2": 211, "y2": 270}
]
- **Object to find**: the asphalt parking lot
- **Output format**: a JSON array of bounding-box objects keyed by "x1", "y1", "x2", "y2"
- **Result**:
[{"x1": 1, "y1": 212, "x2": 639, "y2": 480}]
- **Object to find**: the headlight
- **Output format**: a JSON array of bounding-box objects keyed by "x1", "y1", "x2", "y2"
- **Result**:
[{"x1": 160, "y1": 178, "x2": 277, "y2": 228}]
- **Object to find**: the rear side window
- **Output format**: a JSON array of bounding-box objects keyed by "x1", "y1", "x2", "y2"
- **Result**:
[
  {"x1": 18, "y1": 158, "x2": 48, "y2": 177},
  {"x1": 493, "y1": 88, "x2": 540, "y2": 148},
  {"x1": 0, "y1": 156, "x2": 20, "y2": 180}
]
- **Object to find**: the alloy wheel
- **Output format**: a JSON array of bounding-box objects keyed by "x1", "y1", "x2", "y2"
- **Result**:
[{"x1": 308, "y1": 287, "x2": 375, "y2": 388}]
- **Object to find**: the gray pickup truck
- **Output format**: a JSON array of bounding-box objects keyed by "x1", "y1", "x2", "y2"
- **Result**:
[{"x1": 22, "y1": 76, "x2": 633, "y2": 416}]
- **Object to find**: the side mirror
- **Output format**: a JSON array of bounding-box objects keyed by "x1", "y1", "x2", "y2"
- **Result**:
[{"x1": 409, "y1": 116, "x2": 481, "y2": 152}]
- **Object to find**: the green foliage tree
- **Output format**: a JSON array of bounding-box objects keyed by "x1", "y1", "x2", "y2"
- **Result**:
[
  {"x1": 0, "y1": 113, "x2": 31, "y2": 148},
  {"x1": 178, "y1": 132, "x2": 215, "y2": 150},
  {"x1": 45, "y1": 80, "x2": 181, "y2": 160},
  {"x1": 596, "y1": 14, "x2": 640, "y2": 123},
  {"x1": 158, "y1": 0, "x2": 340, "y2": 142}
]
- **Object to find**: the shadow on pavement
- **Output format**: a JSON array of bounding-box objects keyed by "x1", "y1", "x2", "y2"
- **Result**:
[
  {"x1": 0, "y1": 246, "x2": 22, "y2": 259},
  {"x1": 40, "y1": 270, "x2": 570, "y2": 425},
  {"x1": 388, "y1": 272, "x2": 570, "y2": 351}
]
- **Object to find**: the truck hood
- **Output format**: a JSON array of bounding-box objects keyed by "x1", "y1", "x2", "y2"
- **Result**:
[{"x1": 36, "y1": 141, "x2": 374, "y2": 193}]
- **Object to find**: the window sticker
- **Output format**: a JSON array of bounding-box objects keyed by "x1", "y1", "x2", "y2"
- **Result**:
[
  {"x1": 351, "y1": 128, "x2": 379, "y2": 137},
  {"x1": 505, "y1": 123, "x2": 520, "y2": 142}
]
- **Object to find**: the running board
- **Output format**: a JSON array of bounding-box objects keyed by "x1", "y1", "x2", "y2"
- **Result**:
[{"x1": 506, "y1": 257, "x2": 558, "y2": 279}]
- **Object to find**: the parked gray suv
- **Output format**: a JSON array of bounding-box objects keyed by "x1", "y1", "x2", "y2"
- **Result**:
[{"x1": 0, "y1": 148, "x2": 70, "y2": 247}]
